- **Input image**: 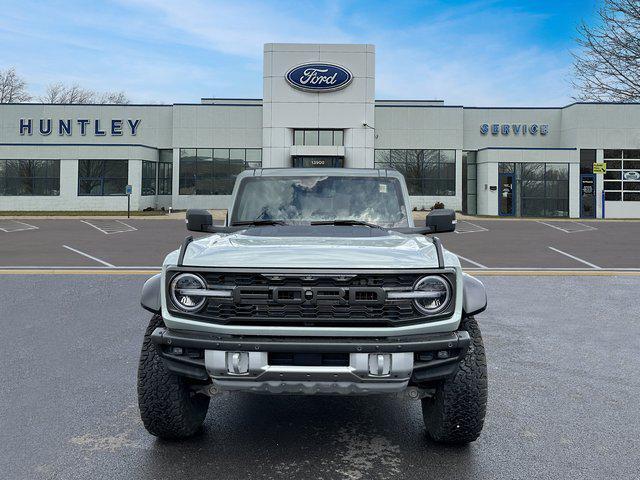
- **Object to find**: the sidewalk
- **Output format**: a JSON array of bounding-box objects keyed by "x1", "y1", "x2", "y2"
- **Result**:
[{"x1": 411, "y1": 211, "x2": 639, "y2": 222}]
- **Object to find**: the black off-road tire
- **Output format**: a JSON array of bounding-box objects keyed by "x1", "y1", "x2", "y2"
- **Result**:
[
  {"x1": 421, "y1": 316, "x2": 487, "y2": 445},
  {"x1": 137, "y1": 315, "x2": 210, "y2": 439}
]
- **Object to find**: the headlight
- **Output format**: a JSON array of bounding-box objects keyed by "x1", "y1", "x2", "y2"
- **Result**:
[
  {"x1": 170, "y1": 273, "x2": 207, "y2": 312},
  {"x1": 412, "y1": 275, "x2": 451, "y2": 314}
]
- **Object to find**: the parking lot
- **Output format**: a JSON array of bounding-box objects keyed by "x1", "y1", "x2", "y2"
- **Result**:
[
  {"x1": 2, "y1": 274, "x2": 639, "y2": 479},
  {"x1": 0, "y1": 217, "x2": 638, "y2": 272},
  {"x1": 1, "y1": 217, "x2": 639, "y2": 479}
]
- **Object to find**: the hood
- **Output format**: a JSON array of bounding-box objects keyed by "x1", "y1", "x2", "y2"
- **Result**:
[{"x1": 166, "y1": 225, "x2": 460, "y2": 269}]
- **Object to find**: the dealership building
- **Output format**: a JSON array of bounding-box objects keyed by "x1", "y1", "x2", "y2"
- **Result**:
[{"x1": 1, "y1": 43, "x2": 640, "y2": 218}]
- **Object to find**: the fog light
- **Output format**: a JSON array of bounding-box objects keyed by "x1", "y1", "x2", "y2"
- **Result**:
[
  {"x1": 170, "y1": 346, "x2": 184, "y2": 355},
  {"x1": 368, "y1": 353, "x2": 391, "y2": 376},
  {"x1": 437, "y1": 350, "x2": 450, "y2": 359},
  {"x1": 226, "y1": 352, "x2": 249, "y2": 375}
]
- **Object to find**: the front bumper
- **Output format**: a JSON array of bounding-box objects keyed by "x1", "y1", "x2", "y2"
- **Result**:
[{"x1": 151, "y1": 327, "x2": 471, "y2": 395}]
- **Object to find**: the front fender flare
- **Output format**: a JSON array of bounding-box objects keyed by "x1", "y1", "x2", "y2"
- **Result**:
[
  {"x1": 462, "y1": 273, "x2": 487, "y2": 317},
  {"x1": 141, "y1": 273, "x2": 162, "y2": 313}
]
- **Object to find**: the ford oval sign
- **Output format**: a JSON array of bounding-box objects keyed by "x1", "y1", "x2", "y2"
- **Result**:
[{"x1": 285, "y1": 63, "x2": 353, "y2": 92}]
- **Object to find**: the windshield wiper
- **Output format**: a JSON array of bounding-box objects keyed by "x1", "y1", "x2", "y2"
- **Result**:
[
  {"x1": 231, "y1": 219, "x2": 289, "y2": 226},
  {"x1": 310, "y1": 219, "x2": 385, "y2": 229}
]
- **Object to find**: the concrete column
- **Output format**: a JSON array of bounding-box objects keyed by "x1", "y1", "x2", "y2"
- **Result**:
[
  {"x1": 476, "y1": 154, "x2": 498, "y2": 216},
  {"x1": 596, "y1": 149, "x2": 604, "y2": 218},
  {"x1": 128, "y1": 159, "x2": 141, "y2": 210},
  {"x1": 60, "y1": 159, "x2": 78, "y2": 204},
  {"x1": 568, "y1": 158, "x2": 580, "y2": 218}
]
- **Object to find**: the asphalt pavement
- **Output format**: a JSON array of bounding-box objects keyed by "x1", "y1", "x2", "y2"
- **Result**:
[
  {"x1": 2, "y1": 274, "x2": 639, "y2": 479},
  {"x1": 0, "y1": 217, "x2": 639, "y2": 271}
]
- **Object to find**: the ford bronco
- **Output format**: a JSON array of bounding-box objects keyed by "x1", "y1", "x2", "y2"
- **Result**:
[{"x1": 137, "y1": 168, "x2": 488, "y2": 444}]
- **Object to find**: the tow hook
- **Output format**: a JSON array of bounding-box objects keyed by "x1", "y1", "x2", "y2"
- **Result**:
[
  {"x1": 405, "y1": 387, "x2": 433, "y2": 399},
  {"x1": 195, "y1": 384, "x2": 222, "y2": 397}
]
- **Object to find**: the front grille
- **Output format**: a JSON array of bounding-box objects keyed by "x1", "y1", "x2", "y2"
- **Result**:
[
  {"x1": 167, "y1": 270, "x2": 455, "y2": 327},
  {"x1": 203, "y1": 272, "x2": 423, "y2": 289},
  {"x1": 203, "y1": 301, "x2": 417, "y2": 326}
]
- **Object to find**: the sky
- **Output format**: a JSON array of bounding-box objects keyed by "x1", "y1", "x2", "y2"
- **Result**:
[{"x1": 0, "y1": 0, "x2": 599, "y2": 106}]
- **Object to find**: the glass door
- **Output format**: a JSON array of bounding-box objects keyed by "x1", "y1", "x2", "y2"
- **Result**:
[
  {"x1": 580, "y1": 174, "x2": 596, "y2": 218},
  {"x1": 498, "y1": 173, "x2": 515, "y2": 216}
]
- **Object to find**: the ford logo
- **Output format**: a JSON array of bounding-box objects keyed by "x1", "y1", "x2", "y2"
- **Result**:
[
  {"x1": 285, "y1": 63, "x2": 353, "y2": 92},
  {"x1": 624, "y1": 171, "x2": 640, "y2": 180}
]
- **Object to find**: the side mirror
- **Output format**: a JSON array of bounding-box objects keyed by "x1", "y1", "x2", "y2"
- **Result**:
[
  {"x1": 186, "y1": 209, "x2": 213, "y2": 232},
  {"x1": 426, "y1": 208, "x2": 456, "y2": 233}
]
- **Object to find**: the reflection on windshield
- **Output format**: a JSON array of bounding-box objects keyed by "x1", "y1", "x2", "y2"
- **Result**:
[{"x1": 233, "y1": 176, "x2": 409, "y2": 227}]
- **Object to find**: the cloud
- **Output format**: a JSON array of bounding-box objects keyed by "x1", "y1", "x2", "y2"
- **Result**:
[
  {"x1": 0, "y1": 0, "x2": 578, "y2": 104},
  {"x1": 118, "y1": 0, "x2": 576, "y2": 105},
  {"x1": 376, "y1": 44, "x2": 573, "y2": 106},
  {"x1": 116, "y1": 0, "x2": 354, "y2": 58}
]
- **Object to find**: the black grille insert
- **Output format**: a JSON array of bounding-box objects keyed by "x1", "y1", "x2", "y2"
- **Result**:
[
  {"x1": 269, "y1": 352, "x2": 349, "y2": 367},
  {"x1": 166, "y1": 270, "x2": 456, "y2": 327}
]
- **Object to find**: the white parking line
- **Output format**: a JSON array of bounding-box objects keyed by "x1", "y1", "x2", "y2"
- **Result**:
[
  {"x1": 81, "y1": 219, "x2": 137, "y2": 234},
  {"x1": 0, "y1": 220, "x2": 39, "y2": 233},
  {"x1": 548, "y1": 246, "x2": 601, "y2": 269},
  {"x1": 62, "y1": 245, "x2": 116, "y2": 268},
  {"x1": 536, "y1": 221, "x2": 597, "y2": 233},
  {"x1": 449, "y1": 251, "x2": 488, "y2": 269},
  {"x1": 454, "y1": 220, "x2": 489, "y2": 234}
]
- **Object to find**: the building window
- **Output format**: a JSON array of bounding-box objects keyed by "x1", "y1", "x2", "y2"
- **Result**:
[
  {"x1": 580, "y1": 149, "x2": 596, "y2": 175},
  {"x1": 462, "y1": 151, "x2": 477, "y2": 214},
  {"x1": 78, "y1": 160, "x2": 128, "y2": 196},
  {"x1": 293, "y1": 129, "x2": 344, "y2": 146},
  {"x1": 522, "y1": 163, "x2": 569, "y2": 217},
  {"x1": 0, "y1": 159, "x2": 60, "y2": 196},
  {"x1": 141, "y1": 161, "x2": 157, "y2": 196},
  {"x1": 158, "y1": 150, "x2": 173, "y2": 195},
  {"x1": 158, "y1": 163, "x2": 172, "y2": 195},
  {"x1": 499, "y1": 162, "x2": 569, "y2": 217},
  {"x1": 179, "y1": 148, "x2": 262, "y2": 195},
  {"x1": 603, "y1": 149, "x2": 640, "y2": 201},
  {"x1": 374, "y1": 149, "x2": 456, "y2": 196}
]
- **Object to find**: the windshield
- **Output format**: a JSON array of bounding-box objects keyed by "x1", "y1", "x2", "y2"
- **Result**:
[{"x1": 232, "y1": 176, "x2": 409, "y2": 227}]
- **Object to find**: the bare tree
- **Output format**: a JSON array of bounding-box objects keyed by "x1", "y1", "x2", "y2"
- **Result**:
[
  {"x1": 573, "y1": 0, "x2": 640, "y2": 101},
  {"x1": 40, "y1": 82, "x2": 131, "y2": 104},
  {"x1": 40, "y1": 82, "x2": 95, "y2": 104},
  {"x1": 96, "y1": 90, "x2": 130, "y2": 104},
  {"x1": 0, "y1": 67, "x2": 32, "y2": 102}
]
